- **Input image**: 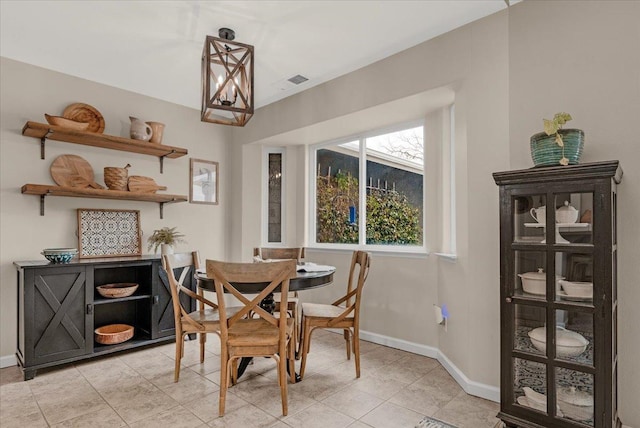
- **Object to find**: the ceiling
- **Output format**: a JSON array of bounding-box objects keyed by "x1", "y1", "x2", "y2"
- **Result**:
[{"x1": 0, "y1": 1, "x2": 511, "y2": 111}]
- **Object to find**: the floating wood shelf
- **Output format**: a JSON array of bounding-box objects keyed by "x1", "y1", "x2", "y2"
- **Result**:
[
  {"x1": 22, "y1": 184, "x2": 187, "y2": 218},
  {"x1": 22, "y1": 121, "x2": 188, "y2": 173}
]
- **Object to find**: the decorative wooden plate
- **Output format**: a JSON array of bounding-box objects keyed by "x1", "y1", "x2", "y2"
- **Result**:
[
  {"x1": 128, "y1": 176, "x2": 167, "y2": 193},
  {"x1": 50, "y1": 154, "x2": 104, "y2": 189},
  {"x1": 62, "y1": 103, "x2": 105, "y2": 133}
]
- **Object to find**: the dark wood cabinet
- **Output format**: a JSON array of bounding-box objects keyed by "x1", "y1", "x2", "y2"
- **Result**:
[
  {"x1": 493, "y1": 161, "x2": 622, "y2": 428},
  {"x1": 15, "y1": 256, "x2": 196, "y2": 380}
]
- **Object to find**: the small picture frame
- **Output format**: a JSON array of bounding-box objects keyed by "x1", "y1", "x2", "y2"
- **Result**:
[
  {"x1": 77, "y1": 209, "x2": 141, "y2": 258},
  {"x1": 190, "y1": 158, "x2": 219, "y2": 205}
]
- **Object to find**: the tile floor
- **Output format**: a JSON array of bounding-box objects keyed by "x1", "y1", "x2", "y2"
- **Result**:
[{"x1": 0, "y1": 330, "x2": 501, "y2": 428}]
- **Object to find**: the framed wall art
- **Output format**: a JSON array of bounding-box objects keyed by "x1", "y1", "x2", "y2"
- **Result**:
[
  {"x1": 190, "y1": 158, "x2": 219, "y2": 205},
  {"x1": 77, "y1": 209, "x2": 141, "y2": 258}
]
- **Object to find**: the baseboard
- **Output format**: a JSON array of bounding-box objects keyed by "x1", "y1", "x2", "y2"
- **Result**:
[
  {"x1": 0, "y1": 354, "x2": 17, "y2": 369},
  {"x1": 436, "y1": 348, "x2": 500, "y2": 402},
  {"x1": 358, "y1": 330, "x2": 439, "y2": 359},
  {"x1": 339, "y1": 329, "x2": 500, "y2": 403}
]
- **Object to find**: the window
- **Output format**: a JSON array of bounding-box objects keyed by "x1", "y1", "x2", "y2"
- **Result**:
[
  {"x1": 310, "y1": 122, "x2": 425, "y2": 251},
  {"x1": 263, "y1": 148, "x2": 285, "y2": 244}
]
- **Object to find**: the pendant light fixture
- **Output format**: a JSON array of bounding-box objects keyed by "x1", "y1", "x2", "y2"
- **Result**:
[{"x1": 201, "y1": 28, "x2": 254, "y2": 126}]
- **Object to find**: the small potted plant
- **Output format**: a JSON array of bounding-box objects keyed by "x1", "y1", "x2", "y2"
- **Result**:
[
  {"x1": 530, "y1": 112, "x2": 584, "y2": 167},
  {"x1": 147, "y1": 227, "x2": 186, "y2": 255}
]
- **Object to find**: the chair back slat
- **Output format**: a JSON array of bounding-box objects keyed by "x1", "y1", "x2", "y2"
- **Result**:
[
  {"x1": 254, "y1": 247, "x2": 305, "y2": 262},
  {"x1": 163, "y1": 252, "x2": 202, "y2": 329},
  {"x1": 206, "y1": 260, "x2": 297, "y2": 336},
  {"x1": 344, "y1": 251, "x2": 370, "y2": 307}
]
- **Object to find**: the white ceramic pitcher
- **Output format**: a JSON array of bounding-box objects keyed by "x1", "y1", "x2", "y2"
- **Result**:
[
  {"x1": 530, "y1": 206, "x2": 546, "y2": 223},
  {"x1": 129, "y1": 116, "x2": 153, "y2": 141}
]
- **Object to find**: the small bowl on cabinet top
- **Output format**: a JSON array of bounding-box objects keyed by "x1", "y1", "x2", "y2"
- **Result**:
[{"x1": 41, "y1": 248, "x2": 78, "y2": 263}]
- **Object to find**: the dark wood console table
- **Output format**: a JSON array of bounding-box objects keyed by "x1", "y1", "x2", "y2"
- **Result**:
[{"x1": 14, "y1": 256, "x2": 196, "y2": 380}]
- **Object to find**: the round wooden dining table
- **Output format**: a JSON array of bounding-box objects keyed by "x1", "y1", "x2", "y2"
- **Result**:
[
  {"x1": 195, "y1": 268, "x2": 335, "y2": 294},
  {"x1": 195, "y1": 267, "x2": 335, "y2": 381}
]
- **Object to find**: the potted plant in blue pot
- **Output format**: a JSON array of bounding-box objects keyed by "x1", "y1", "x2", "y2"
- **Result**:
[{"x1": 531, "y1": 112, "x2": 584, "y2": 166}]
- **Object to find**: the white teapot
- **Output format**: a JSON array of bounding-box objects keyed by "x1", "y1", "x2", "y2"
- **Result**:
[{"x1": 556, "y1": 201, "x2": 578, "y2": 224}]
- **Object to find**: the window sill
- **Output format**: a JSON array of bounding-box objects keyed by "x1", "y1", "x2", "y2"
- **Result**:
[
  {"x1": 434, "y1": 252, "x2": 458, "y2": 262},
  {"x1": 306, "y1": 245, "x2": 429, "y2": 259}
]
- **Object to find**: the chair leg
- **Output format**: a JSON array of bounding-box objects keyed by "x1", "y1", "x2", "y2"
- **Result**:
[
  {"x1": 174, "y1": 333, "x2": 183, "y2": 382},
  {"x1": 292, "y1": 310, "x2": 299, "y2": 360},
  {"x1": 353, "y1": 328, "x2": 361, "y2": 378},
  {"x1": 219, "y1": 346, "x2": 228, "y2": 416},
  {"x1": 231, "y1": 359, "x2": 238, "y2": 385},
  {"x1": 344, "y1": 329, "x2": 351, "y2": 360},
  {"x1": 299, "y1": 319, "x2": 311, "y2": 379},
  {"x1": 199, "y1": 332, "x2": 206, "y2": 363},
  {"x1": 288, "y1": 338, "x2": 296, "y2": 384},
  {"x1": 279, "y1": 344, "x2": 288, "y2": 416}
]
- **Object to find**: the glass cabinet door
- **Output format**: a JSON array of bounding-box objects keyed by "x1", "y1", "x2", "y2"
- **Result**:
[{"x1": 509, "y1": 189, "x2": 596, "y2": 425}]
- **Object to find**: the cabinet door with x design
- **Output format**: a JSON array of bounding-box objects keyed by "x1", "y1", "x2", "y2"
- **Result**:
[
  {"x1": 154, "y1": 261, "x2": 197, "y2": 339},
  {"x1": 22, "y1": 265, "x2": 93, "y2": 370}
]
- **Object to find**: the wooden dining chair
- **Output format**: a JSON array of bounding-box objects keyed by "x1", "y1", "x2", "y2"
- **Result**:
[
  {"x1": 253, "y1": 247, "x2": 304, "y2": 356},
  {"x1": 299, "y1": 250, "x2": 370, "y2": 379},
  {"x1": 162, "y1": 252, "x2": 225, "y2": 382},
  {"x1": 206, "y1": 259, "x2": 297, "y2": 416}
]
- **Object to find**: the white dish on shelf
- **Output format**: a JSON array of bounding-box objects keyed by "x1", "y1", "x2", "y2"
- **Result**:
[
  {"x1": 559, "y1": 280, "x2": 593, "y2": 298},
  {"x1": 558, "y1": 291, "x2": 593, "y2": 302},
  {"x1": 517, "y1": 394, "x2": 564, "y2": 416},
  {"x1": 528, "y1": 326, "x2": 588, "y2": 357},
  {"x1": 522, "y1": 388, "x2": 564, "y2": 415}
]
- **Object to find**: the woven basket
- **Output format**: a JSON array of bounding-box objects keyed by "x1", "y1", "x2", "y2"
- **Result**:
[
  {"x1": 104, "y1": 164, "x2": 131, "y2": 191},
  {"x1": 95, "y1": 324, "x2": 134, "y2": 345},
  {"x1": 530, "y1": 129, "x2": 584, "y2": 167},
  {"x1": 96, "y1": 283, "x2": 139, "y2": 298}
]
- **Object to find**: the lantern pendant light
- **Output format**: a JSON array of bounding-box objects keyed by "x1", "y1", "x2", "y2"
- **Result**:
[{"x1": 201, "y1": 28, "x2": 254, "y2": 126}]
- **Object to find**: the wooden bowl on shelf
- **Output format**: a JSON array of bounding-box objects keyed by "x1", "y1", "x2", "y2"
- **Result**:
[
  {"x1": 96, "y1": 283, "x2": 139, "y2": 298},
  {"x1": 44, "y1": 114, "x2": 90, "y2": 131},
  {"x1": 95, "y1": 324, "x2": 134, "y2": 345}
]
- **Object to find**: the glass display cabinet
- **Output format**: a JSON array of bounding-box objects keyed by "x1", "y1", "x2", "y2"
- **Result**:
[{"x1": 493, "y1": 161, "x2": 622, "y2": 428}]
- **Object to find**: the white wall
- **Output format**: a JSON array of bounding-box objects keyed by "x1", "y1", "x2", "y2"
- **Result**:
[{"x1": 0, "y1": 58, "x2": 232, "y2": 361}]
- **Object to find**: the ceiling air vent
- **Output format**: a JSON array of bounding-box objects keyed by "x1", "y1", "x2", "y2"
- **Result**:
[{"x1": 287, "y1": 74, "x2": 309, "y2": 85}]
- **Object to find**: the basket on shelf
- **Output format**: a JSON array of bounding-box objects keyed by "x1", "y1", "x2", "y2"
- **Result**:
[
  {"x1": 104, "y1": 164, "x2": 131, "y2": 191},
  {"x1": 94, "y1": 324, "x2": 134, "y2": 345},
  {"x1": 96, "y1": 283, "x2": 139, "y2": 298}
]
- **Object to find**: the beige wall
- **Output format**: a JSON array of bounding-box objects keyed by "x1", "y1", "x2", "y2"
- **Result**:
[
  {"x1": 2, "y1": 1, "x2": 638, "y2": 425},
  {"x1": 231, "y1": 9, "x2": 511, "y2": 396},
  {"x1": 0, "y1": 58, "x2": 232, "y2": 360},
  {"x1": 508, "y1": 1, "x2": 640, "y2": 424},
  {"x1": 231, "y1": 1, "x2": 639, "y2": 425}
]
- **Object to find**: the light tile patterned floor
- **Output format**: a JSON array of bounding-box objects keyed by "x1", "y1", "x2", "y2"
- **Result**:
[{"x1": 0, "y1": 331, "x2": 501, "y2": 428}]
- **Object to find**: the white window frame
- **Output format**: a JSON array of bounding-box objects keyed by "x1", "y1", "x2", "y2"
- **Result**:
[
  {"x1": 308, "y1": 120, "x2": 427, "y2": 254},
  {"x1": 262, "y1": 147, "x2": 286, "y2": 246}
]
